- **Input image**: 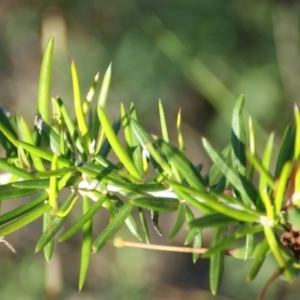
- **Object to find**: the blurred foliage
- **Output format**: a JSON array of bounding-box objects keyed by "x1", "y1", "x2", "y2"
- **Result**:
[{"x1": 1, "y1": 1, "x2": 300, "y2": 300}]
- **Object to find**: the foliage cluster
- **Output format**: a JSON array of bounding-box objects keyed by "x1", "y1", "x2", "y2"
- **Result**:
[{"x1": 0, "y1": 36, "x2": 300, "y2": 299}]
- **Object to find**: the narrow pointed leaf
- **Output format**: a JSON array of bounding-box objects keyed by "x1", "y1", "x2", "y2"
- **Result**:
[
  {"x1": 274, "y1": 162, "x2": 291, "y2": 216},
  {"x1": 109, "y1": 195, "x2": 142, "y2": 241},
  {"x1": 71, "y1": 60, "x2": 90, "y2": 150},
  {"x1": 129, "y1": 104, "x2": 143, "y2": 174},
  {"x1": 130, "y1": 118, "x2": 163, "y2": 174},
  {"x1": 168, "y1": 202, "x2": 186, "y2": 239},
  {"x1": 157, "y1": 139, "x2": 206, "y2": 190},
  {"x1": 98, "y1": 63, "x2": 111, "y2": 108},
  {"x1": 0, "y1": 159, "x2": 34, "y2": 180},
  {"x1": 158, "y1": 99, "x2": 169, "y2": 142},
  {"x1": 192, "y1": 233, "x2": 202, "y2": 263},
  {"x1": 210, "y1": 226, "x2": 227, "y2": 295},
  {"x1": 97, "y1": 106, "x2": 141, "y2": 180},
  {"x1": 205, "y1": 144, "x2": 231, "y2": 187},
  {"x1": 176, "y1": 108, "x2": 184, "y2": 152},
  {"x1": 189, "y1": 213, "x2": 238, "y2": 229},
  {"x1": 231, "y1": 94, "x2": 246, "y2": 175},
  {"x1": 138, "y1": 208, "x2": 150, "y2": 244},
  {"x1": 83, "y1": 72, "x2": 99, "y2": 114},
  {"x1": 202, "y1": 138, "x2": 256, "y2": 206},
  {"x1": 294, "y1": 104, "x2": 300, "y2": 160},
  {"x1": 55, "y1": 97, "x2": 85, "y2": 155},
  {"x1": 0, "y1": 186, "x2": 39, "y2": 201},
  {"x1": 0, "y1": 192, "x2": 48, "y2": 225},
  {"x1": 275, "y1": 125, "x2": 294, "y2": 178},
  {"x1": 130, "y1": 197, "x2": 179, "y2": 212},
  {"x1": 38, "y1": 35, "x2": 54, "y2": 124},
  {"x1": 18, "y1": 141, "x2": 71, "y2": 167},
  {"x1": 43, "y1": 209, "x2": 54, "y2": 262},
  {"x1": 35, "y1": 193, "x2": 77, "y2": 252},
  {"x1": 247, "y1": 239, "x2": 269, "y2": 281},
  {"x1": 15, "y1": 115, "x2": 45, "y2": 171},
  {"x1": 93, "y1": 202, "x2": 134, "y2": 253},
  {"x1": 79, "y1": 196, "x2": 93, "y2": 291},
  {"x1": 170, "y1": 181, "x2": 260, "y2": 222},
  {"x1": 58, "y1": 194, "x2": 106, "y2": 242},
  {"x1": 0, "y1": 204, "x2": 51, "y2": 236}
]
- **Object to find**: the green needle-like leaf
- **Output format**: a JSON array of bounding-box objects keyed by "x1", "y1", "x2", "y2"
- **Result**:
[
  {"x1": 294, "y1": 104, "x2": 300, "y2": 160},
  {"x1": 18, "y1": 141, "x2": 71, "y2": 167},
  {"x1": 93, "y1": 202, "x2": 134, "y2": 253},
  {"x1": 59, "y1": 194, "x2": 106, "y2": 242},
  {"x1": 158, "y1": 99, "x2": 169, "y2": 142},
  {"x1": 55, "y1": 97, "x2": 85, "y2": 155},
  {"x1": 189, "y1": 213, "x2": 238, "y2": 229},
  {"x1": 170, "y1": 181, "x2": 260, "y2": 222},
  {"x1": 0, "y1": 204, "x2": 51, "y2": 236},
  {"x1": 205, "y1": 144, "x2": 231, "y2": 187},
  {"x1": 79, "y1": 196, "x2": 93, "y2": 291},
  {"x1": 43, "y1": 209, "x2": 54, "y2": 262},
  {"x1": 130, "y1": 118, "x2": 163, "y2": 174},
  {"x1": 176, "y1": 108, "x2": 184, "y2": 152},
  {"x1": 49, "y1": 154, "x2": 58, "y2": 212},
  {"x1": 38, "y1": 35, "x2": 54, "y2": 124},
  {"x1": 203, "y1": 138, "x2": 257, "y2": 206},
  {"x1": 264, "y1": 226, "x2": 292, "y2": 281},
  {"x1": 138, "y1": 208, "x2": 150, "y2": 244},
  {"x1": 275, "y1": 125, "x2": 294, "y2": 178},
  {"x1": 129, "y1": 104, "x2": 143, "y2": 175},
  {"x1": 0, "y1": 192, "x2": 48, "y2": 226},
  {"x1": 130, "y1": 197, "x2": 179, "y2": 212},
  {"x1": 71, "y1": 60, "x2": 91, "y2": 150},
  {"x1": 36, "y1": 119, "x2": 61, "y2": 156},
  {"x1": 83, "y1": 72, "x2": 99, "y2": 114},
  {"x1": 247, "y1": 239, "x2": 269, "y2": 281},
  {"x1": 258, "y1": 134, "x2": 275, "y2": 218},
  {"x1": 210, "y1": 226, "x2": 227, "y2": 295},
  {"x1": 168, "y1": 202, "x2": 186, "y2": 239},
  {"x1": 97, "y1": 106, "x2": 141, "y2": 180},
  {"x1": 231, "y1": 93, "x2": 246, "y2": 175},
  {"x1": 274, "y1": 162, "x2": 291, "y2": 216},
  {"x1": 98, "y1": 63, "x2": 112, "y2": 108},
  {"x1": 192, "y1": 233, "x2": 202, "y2": 263},
  {"x1": 0, "y1": 185, "x2": 39, "y2": 201},
  {"x1": 246, "y1": 150, "x2": 275, "y2": 189},
  {"x1": 35, "y1": 193, "x2": 77, "y2": 252},
  {"x1": 0, "y1": 108, "x2": 17, "y2": 157},
  {"x1": 15, "y1": 115, "x2": 45, "y2": 171},
  {"x1": 109, "y1": 195, "x2": 142, "y2": 241},
  {"x1": 0, "y1": 159, "x2": 34, "y2": 180},
  {"x1": 157, "y1": 139, "x2": 206, "y2": 190}
]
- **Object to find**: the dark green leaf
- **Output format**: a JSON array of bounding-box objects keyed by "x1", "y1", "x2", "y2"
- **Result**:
[
  {"x1": 0, "y1": 204, "x2": 51, "y2": 236},
  {"x1": 93, "y1": 202, "x2": 134, "y2": 253},
  {"x1": 275, "y1": 125, "x2": 294, "y2": 178},
  {"x1": 0, "y1": 192, "x2": 48, "y2": 226},
  {"x1": 168, "y1": 202, "x2": 186, "y2": 239},
  {"x1": 202, "y1": 138, "x2": 257, "y2": 206},
  {"x1": 130, "y1": 197, "x2": 179, "y2": 212},
  {"x1": 37, "y1": 36, "x2": 54, "y2": 124},
  {"x1": 210, "y1": 226, "x2": 227, "y2": 295},
  {"x1": 35, "y1": 193, "x2": 77, "y2": 252},
  {"x1": 157, "y1": 139, "x2": 206, "y2": 190},
  {"x1": 247, "y1": 239, "x2": 269, "y2": 281},
  {"x1": 189, "y1": 213, "x2": 238, "y2": 229},
  {"x1": 59, "y1": 194, "x2": 106, "y2": 242},
  {"x1": 231, "y1": 94, "x2": 246, "y2": 175}
]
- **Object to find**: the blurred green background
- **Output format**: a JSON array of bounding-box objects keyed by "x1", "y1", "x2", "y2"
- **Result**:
[{"x1": 1, "y1": 1, "x2": 300, "y2": 299}]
